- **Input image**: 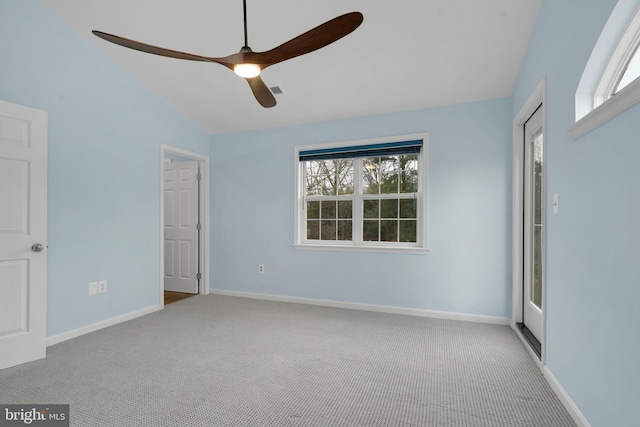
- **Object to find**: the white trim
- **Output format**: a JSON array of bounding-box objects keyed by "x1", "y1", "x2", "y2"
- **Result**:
[
  {"x1": 512, "y1": 78, "x2": 547, "y2": 364},
  {"x1": 293, "y1": 133, "x2": 429, "y2": 253},
  {"x1": 209, "y1": 289, "x2": 510, "y2": 325},
  {"x1": 512, "y1": 324, "x2": 543, "y2": 369},
  {"x1": 46, "y1": 304, "x2": 162, "y2": 346},
  {"x1": 543, "y1": 366, "x2": 592, "y2": 427},
  {"x1": 569, "y1": 75, "x2": 640, "y2": 139},
  {"x1": 572, "y1": 1, "x2": 640, "y2": 138},
  {"x1": 160, "y1": 145, "x2": 211, "y2": 304},
  {"x1": 293, "y1": 243, "x2": 428, "y2": 254},
  {"x1": 594, "y1": 4, "x2": 640, "y2": 107}
]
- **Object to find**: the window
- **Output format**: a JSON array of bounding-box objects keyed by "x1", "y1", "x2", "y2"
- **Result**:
[
  {"x1": 614, "y1": 42, "x2": 640, "y2": 93},
  {"x1": 570, "y1": 3, "x2": 640, "y2": 139},
  {"x1": 294, "y1": 135, "x2": 428, "y2": 254},
  {"x1": 594, "y1": 5, "x2": 640, "y2": 108}
]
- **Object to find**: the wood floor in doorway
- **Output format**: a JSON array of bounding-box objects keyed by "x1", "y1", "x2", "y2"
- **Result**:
[{"x1": 164, "y1": 291, "x2": 197, "y2": 305}]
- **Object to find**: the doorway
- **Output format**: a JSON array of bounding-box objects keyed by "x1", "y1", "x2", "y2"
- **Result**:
[
  {"x1": 512, "y1": 80, "x2": 546, "y2": 362},
  {"x1": 160, "y1": 145, "x2": 210, "y2": 306},
  {"x1": 520, "y1": 105, "x2": 544, "y2": 355}
]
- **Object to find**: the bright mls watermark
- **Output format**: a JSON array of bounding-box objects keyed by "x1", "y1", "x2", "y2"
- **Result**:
[{"x1": 0, "y1": 405, "x2": 69, "y2": 426}]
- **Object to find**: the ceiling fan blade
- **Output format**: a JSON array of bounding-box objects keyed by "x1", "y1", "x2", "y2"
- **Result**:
[
  {"x1": 253, "y1": 12, "x2": 363, "y2": 67},
  {"x1": 246, "y1": 76, "x2": 276, "y2": 108},
  {"x1": 92, "y1": 30, "x2": 222, "y2": 63}
]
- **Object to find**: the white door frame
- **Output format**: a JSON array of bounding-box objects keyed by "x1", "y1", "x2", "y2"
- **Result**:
[
  {"x1": 512, "y1": 78, "x2": 546, "y2": 366},
  {"x1": 160, "y1": 145, "x2": 210, "y2": 304}
]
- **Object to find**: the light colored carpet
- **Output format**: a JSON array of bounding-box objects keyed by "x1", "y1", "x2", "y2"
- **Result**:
[{"x1": 0, "y1": 295, "x2": 575, "y2": 426}]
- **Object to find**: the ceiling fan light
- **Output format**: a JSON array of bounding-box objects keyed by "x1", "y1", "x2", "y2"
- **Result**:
[{"x1": 234, "y1": 63, "x2": 261, "y2": 78}]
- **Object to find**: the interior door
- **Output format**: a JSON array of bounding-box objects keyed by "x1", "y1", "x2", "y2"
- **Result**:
[
  {"x1": 523, "y1": 105, "x2": 544, "y2": 343},
  {"x1": 164, "y1": 160, "x2": 199, "y2": 294},
  {"x1": 0, "y1": 100, "x2": 48, "y2": 370}
]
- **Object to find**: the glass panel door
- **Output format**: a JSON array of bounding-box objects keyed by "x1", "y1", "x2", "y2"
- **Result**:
[{"x1": 523, "y1": 106, "x2": 544, "y2": 343}]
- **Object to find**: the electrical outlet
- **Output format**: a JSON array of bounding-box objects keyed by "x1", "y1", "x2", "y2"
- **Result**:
[
  {"x1": 88, "y1": 282, "x2": 98, "y2": 296},
  {"x1": 258, "y1": 264, "x2": 265, "y2": 273},
  {"x1": 98, "y1": 280, "x2": 108, "y2": 293}
]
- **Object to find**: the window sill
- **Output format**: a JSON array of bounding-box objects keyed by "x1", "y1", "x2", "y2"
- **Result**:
[
  {"x1": 293, "y1": 243, "x2": 429, "y2": 255},
  {"x1": 569, "y1": 76, "x2": 640, "y2": 139}
]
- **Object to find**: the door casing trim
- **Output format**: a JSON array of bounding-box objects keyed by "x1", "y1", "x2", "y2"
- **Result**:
[
  {"x1": 160, "y1": 145, "x2": 210, "y2": 305},
  {"x1": 511, "y1": 78, "x2": 547, "y2": 366}
]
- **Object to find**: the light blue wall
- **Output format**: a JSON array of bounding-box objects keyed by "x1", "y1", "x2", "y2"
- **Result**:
[
  {"x1": 0, "y1": 0, "x2": 211, "y2": 336},
  {"x1": 7, "y1": 1, "x2": 634, "y2": 424},
  {"x1": 512, "y1": 0, "x2": 640, "y2": 425},
  {"x1": 210, "y1": 98, "x2": 513, "y2": 318}
]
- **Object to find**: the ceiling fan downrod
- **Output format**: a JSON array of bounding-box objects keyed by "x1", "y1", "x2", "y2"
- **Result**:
[
  {"x1": 242, "y1": 0, "x2": 249, "y2": 49},
  {"x1": 233, "y1": 0, "x2": 261, "y2": 78}
]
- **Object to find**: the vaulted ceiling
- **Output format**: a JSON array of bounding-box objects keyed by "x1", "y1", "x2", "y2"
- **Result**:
[{"x1": 38, "y1": 0, "x2": 541, "y2": 135}]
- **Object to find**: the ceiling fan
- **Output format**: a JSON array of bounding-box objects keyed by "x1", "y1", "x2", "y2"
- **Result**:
[{"x1": 92, "y1": 1, "x2": 363, "y2": 108}]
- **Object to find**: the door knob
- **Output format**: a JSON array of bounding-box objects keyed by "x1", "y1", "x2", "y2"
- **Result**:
[{"x1": 31, "y1": 243, "x2": 44, "y2": 252}]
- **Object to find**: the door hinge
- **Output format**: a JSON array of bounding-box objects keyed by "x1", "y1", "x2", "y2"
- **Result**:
[
  {"x1": 196, "y1": 223, "x2": 201, "y2": 231},
  {"x1": 196, "y1": 273, "x2": 201, "y2": 280},
  {"x1": 196, "y1": 172, "x2": 202, "y2": 181}
]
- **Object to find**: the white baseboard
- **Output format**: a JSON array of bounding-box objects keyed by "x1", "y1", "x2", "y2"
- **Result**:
[
  {"x1": 511, "y1": 324, "x2": 590, "y2": 426},
  {"x1": 46, "y1": 304, "x2": 163, "y2": 347},
  {"x1": 208, "y1": 289, "x2": 511, "y2": 325},
  {"x1": 543, "y1": 366, "x2": 591, "y2": 427},
  {"x1": 511, "y1": 323, "x2": 544, "y2": 369}
]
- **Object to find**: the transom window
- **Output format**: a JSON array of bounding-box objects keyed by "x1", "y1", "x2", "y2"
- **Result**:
[
  {"x1": 294, "y1": 135, "x2": 428, "y2": 254},
  {"x1": 571, "y1": 3, "x2": 640, "y2": 139},
  {"x1": 594, "y1": 4, "x2": 640, "y2": 108},
  {"x1": 615, "y1": 42, "x2": 640, "y2": 93}
]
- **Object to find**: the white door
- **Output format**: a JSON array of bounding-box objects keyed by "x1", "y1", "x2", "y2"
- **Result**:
[
  {"x1": 164, "y1": 161, "x2": 199, "y2": 294},
  {"x1": 523, "y1": 106, "x2": 544, "y2": 343},
  {"x1": 0, "y1": 100, "x2": 47, "y2": 370}
]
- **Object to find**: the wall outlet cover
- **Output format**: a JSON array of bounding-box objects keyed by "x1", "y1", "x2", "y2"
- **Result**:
[
  {"x1": 88, "y1": 282, "x2": 98, "y2": 296},
  {"x1": 98, "y1": 280, "x2": 108, "y2": 293}
]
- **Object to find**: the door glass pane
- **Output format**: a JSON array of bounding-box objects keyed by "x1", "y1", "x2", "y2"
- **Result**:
[
  {"x1": 530, "y1": 134, "x2": 543, "y2": 310},
  {"x1": 532, "y1": 226, "x2": 542, "y2": 308}
]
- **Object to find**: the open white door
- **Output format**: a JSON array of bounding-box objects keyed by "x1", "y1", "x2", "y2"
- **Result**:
[
  {"x1": 0, "y1": 100, "x2": 47, "y2": 370},
  {"x1": 523, "y1": 106, "x2": 544, "y2": 343},
  {"x1": 164, "y1": 161, "x2": 199, "y2": 294}
]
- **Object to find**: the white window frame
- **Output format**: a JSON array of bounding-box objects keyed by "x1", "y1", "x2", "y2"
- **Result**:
[
  {"x1": 570, "y1": 3, "x2": 640, "y2": 139},
  {"x1": 594, "y1": 6, "x2": 640, "y2": 107},
  {"x1": 293, "y1": 134, "x2": 429, "y2": 254}
]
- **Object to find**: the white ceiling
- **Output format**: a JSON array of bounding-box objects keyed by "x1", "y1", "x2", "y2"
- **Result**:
[{"x1": 38, "y1": 0, "x2": 541, "y2": 135}]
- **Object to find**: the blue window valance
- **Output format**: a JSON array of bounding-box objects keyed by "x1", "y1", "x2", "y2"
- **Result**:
[{"x1": 299, "y1": 139, "x2": 422, "y2": 161}]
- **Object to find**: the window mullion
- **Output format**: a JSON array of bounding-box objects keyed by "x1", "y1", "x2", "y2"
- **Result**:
[{"x1": 354, "y1": 157, "x2": 363, "y2": 245}]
